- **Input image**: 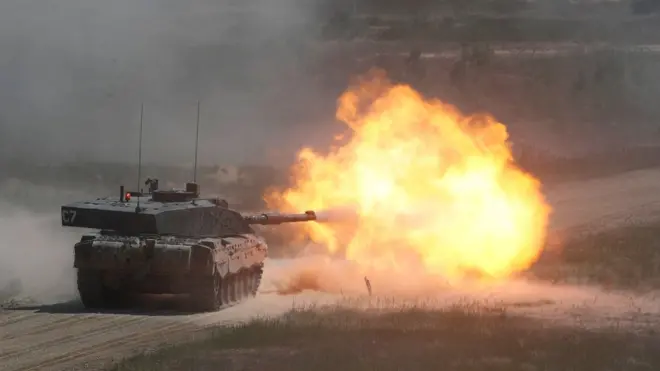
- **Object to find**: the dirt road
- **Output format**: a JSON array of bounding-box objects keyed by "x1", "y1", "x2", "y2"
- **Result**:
[{"x1": 2, "y1": 167, "x2": 660, "y2": 371}]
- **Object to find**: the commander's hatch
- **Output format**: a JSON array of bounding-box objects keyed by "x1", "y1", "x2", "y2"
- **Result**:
[{"x1": 151, "y1": 182, "x2": 200, "y2": 203}]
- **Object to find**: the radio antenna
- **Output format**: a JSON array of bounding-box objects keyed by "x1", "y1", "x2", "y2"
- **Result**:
[
  {"x1": 193, "y1": 100, "x2": 201, "y2": 183},
  {"x1": 136, "y1": 102, "x2": 144, "y2": 213}
]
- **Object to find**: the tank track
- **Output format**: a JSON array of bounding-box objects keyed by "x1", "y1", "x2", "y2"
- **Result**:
[
  {"x1": 76, "y1": 264, "x2": 264, "y2": 312},
  {"x1": 77, "y1": 269, "x2": 129, "y2": 310},
  {"x1": 189, "y1": 264, "x2": 264, "y2": 312}
]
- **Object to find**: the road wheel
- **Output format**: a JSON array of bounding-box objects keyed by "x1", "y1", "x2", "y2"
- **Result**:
[
  {"x1": 189, "y1": 272, "x2": 221, "y2": 312},
  {"x1": 77, "y1": 269, "x2": 126, "y2": 310}
]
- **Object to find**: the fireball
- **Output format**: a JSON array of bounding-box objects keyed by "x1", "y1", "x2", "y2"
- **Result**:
[{"x1": 266, "y1": 70, "x2": 551, "y2": 283}]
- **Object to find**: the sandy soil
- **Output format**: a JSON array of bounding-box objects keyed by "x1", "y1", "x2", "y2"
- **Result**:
[{"x1": 2, "y1": 167, "x2": 660, "y2": 371}]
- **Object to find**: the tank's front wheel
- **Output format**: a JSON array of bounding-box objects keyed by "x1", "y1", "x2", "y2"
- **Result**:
[
  {"x1": 228, "y1": 274, "x2": 238, "y2": 303},
  {"x1": 220, "y1": 275, "x2": 231, "y2": 305},
  {"x1": 239, "y1": 270, "x2": 250, "y2": 299},
  {"x1": 189, "y1": 271, "x2": 222, "y2": 312},
  {"x1": 77, "y1": 269, "x2": 127, "y2": 310},
  {"x1": 250, "y1": 264, "x2": 263, "y2": 297}
]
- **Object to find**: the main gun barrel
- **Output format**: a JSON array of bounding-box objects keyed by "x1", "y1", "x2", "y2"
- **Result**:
[{"x1": 244, "y1": 210, "x2": 318, "y2": 225}]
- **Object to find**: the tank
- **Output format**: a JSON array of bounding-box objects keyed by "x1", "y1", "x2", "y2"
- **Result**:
[{"x1": 61, "y1": 179, "x2": 318, "y2": 312}]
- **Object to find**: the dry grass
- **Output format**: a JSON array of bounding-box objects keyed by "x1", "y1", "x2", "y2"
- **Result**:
[
  {"x1": 530, "y1": 221, "x2": 660, "y2": 292},
  {"x1": 111, "y1": 302, "x2": 660, "y2": 371}
]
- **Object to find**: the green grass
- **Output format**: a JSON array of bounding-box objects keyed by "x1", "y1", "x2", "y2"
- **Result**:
[{"x1": 112, "y1": 303, "x2": 660, "y2": 371}]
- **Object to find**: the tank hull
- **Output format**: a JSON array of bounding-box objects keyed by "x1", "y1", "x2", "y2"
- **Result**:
[{"x1": 73, "y1": 232, "x2": 267, "y2": 312}]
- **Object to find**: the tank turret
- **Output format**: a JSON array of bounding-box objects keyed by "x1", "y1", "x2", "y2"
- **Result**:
[{"x1": 62, "y1": 180, "x2": 321, "y2": 312}]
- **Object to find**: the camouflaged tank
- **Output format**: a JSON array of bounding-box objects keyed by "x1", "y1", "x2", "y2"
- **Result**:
[{"x1": 61, "y1": 179, "x2": 318, "y2": 312}]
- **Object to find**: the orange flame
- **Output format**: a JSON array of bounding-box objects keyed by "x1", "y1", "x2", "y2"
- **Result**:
[{"x1": 266, "y1": 70, "x2": 551, "y2": 283}]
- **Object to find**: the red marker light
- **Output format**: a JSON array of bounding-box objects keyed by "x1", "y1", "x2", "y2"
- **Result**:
[{"x1": 125, "y1": 193, "x2": 131, "y2": 201}]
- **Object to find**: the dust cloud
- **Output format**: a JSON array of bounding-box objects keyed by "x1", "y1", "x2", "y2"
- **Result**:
[
  {"x1": 0, "y1": 199, "x2": 79, "y2": 305},
  {"x1": 264, "y1": 255, "x2": 450, "y2": 296},
  {"x1": 0, "y1": 0, "x2": 334, "y2": 168},
  {"x1": 261, "y1": 255, "x2": 660, "y2": 331},
  {"x1": 0, "y1": 177, "x2": 103, "y2": 304}
]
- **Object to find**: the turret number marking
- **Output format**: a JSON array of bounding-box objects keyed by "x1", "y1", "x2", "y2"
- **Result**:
[{"x1": 62, "y1": 209, "x2": 77, "y2": 225}]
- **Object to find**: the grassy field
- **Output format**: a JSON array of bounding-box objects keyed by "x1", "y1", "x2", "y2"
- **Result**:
[
  {"x1": 112, "y1": 220, "x2": 660, "y2": 371},
  {"x1": 530, "y1": 221, "x2": 660, "y2": 292},
  {"x1": 112, "y1": 303, "x2": 660, "y2": 371}
]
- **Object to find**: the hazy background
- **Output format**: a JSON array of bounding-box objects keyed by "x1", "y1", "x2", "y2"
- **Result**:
[
  {"x1": 0, "y1": 0, "x2": 658, "y2": 168},
  {"x1": 0, "y1": 0, "x2": 343, "y2": 168}
]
